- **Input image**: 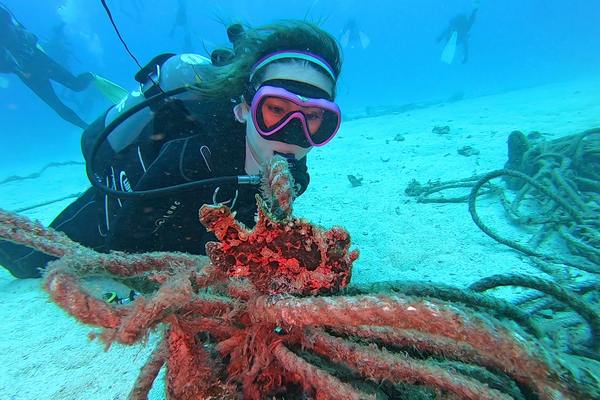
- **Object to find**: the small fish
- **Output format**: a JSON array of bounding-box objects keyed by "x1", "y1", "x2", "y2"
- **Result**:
[{"x1": 347, "y1": 174, "x2": 363, "y2": 187}]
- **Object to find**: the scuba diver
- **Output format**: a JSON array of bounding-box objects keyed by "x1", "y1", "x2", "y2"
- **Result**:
[
  {"x1": 169, "y1": 0, "x2": 193, "y2": 53},
  {"x1": 436, "y1": 6, "x2": 479, "y2": 64},
  {"x1": 0, "y1": 3, "x2": 95, "y2": 128},
  {"x1": 0, "y1": 21, "x2": 343, "y2": 279},
  {"x1": 339, "y1": 19, "x2": 370, "y2": 50}
]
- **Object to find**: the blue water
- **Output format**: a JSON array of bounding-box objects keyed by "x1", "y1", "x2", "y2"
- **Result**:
[{"x1": 1, "y1": 0, "x2": 599, "y2": 170}]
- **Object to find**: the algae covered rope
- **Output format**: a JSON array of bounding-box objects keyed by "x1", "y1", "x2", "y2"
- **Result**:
[
  {"x1": 0, "y1": 208, "x2": 90, "y2": 258},
  {"x1": 405, "y1": 173, "x2": 495, "y2": 203},
  {"x1": 469, "y1": 273, "x2": 600, "y2": 354},
  {"x1": 467, "y1": 169, "x2": 600, "y2": 273},
  {"x1": 473, "y1": 130, "x2": 600, "y2": 272},
  {"x1": 345, "y1": 280, "x2": 542, "y2": 338},
  {"x1": 406, "y1": 128, "x2": 600, "y2": 271},
  {"x1": 2, "y1": 157, "x2": 597, "y2": 398},
  {"x1": 491, "y1": 129, "x2": 600, "y2": 267}
]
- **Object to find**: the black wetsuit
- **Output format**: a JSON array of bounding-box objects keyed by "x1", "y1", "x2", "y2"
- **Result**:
[
  {"x1": 0, "y1": 58, "x2": 310, "y2": 279},
  {"x1": 0, "y1": 4, "x2": 92, "y2": 128}
]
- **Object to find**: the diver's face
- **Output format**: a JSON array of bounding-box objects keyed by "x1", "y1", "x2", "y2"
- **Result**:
[{"x1": 235, "y1": 61, "x2": 335, "y2": 166}]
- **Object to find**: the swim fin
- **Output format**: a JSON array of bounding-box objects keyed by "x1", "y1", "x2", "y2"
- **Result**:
[
  {"x1": 92, "y1": 74, "x2": 128, "y2": 104},
  {"x1": 340, "y1": 30, "x2": 350, "y2": 48},
  {"x1": 359, "y1": 31, "x2": 370, "y2": 49},
  {"x1": 440, "y1": 30, "x2": 458, "y2": 64}
]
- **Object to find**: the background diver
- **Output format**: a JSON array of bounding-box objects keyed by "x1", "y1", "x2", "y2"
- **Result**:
[
  {"x1": 436, "y1": 6, "x2": 479, "y2": 64},
  {"x1": 0, "y1": 4, "x2": 123, "y2": 128},
  {"x1": 339, "y1": 18, "x2": 370, "y2": 50},
  {"x1": 169, "y1": 0, "x2": 193, "y2": 53}
]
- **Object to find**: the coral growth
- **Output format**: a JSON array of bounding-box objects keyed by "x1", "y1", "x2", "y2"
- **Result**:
[{"x1": 0, "y1": 156, "x2": 597, "y2": 399}]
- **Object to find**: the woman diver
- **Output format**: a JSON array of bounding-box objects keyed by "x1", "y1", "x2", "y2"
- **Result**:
[{"x1": 0, "y1": 20, "x2": 343, "y2": 279}]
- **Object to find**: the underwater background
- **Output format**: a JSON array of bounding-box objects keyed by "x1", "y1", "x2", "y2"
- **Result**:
[
  {"x1": 1, "y1": 1, "x2": 600, "y2": 399},
  {"x1": 1, "y1": 0, "x2": 599, "y2": 171}
]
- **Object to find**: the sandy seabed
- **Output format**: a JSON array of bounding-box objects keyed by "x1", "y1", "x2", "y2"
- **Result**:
[{"x1": 1, "y1": 77, "x2": 600, "y2": 399}]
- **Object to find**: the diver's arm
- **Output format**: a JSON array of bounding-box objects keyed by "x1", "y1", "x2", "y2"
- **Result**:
[
  {"x1": 106, "y1": 134, "x2": 215, "y2": 252},
  {"x1": 467, "y1": 9, "x2": 478, "y2": 31},
  {"x1": 0, "y1": 5, "x2": 12, "y2": 31}
]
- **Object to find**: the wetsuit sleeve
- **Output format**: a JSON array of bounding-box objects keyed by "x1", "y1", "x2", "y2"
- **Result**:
[
  {"x1": 0, "y1": 6, "x2": 11, "y2": 36},
  {"x1": 467, "y1": 9, "x2": 478, "y2": 30},
  {"x1": 106, "y1": 134, "x2": 218, "y2": 253}
]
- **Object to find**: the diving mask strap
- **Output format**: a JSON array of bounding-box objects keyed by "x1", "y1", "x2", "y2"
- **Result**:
[{"x1": 249, "y1": 50, "x2": 336, "y2": 83}]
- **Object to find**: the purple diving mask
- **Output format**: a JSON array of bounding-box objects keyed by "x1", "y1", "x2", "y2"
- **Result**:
[{"x1": 250, "y1": 85, "x2": 341, "y2": 148}]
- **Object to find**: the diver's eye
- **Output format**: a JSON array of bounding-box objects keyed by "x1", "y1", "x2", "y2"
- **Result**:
[
  {"x1": 267, "y1": 104, "x2": 286, "y2": 115},
  {"x1": 305, "y1": 109, "x2": 325, "y2": 121},
  {"x1": 262, "y1": 97, "x2": 293, "y2": 116}
]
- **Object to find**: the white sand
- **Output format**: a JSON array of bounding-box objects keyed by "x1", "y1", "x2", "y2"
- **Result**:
[{"x1": 1, "y1": 77, "x2": 599, "y2": 399}]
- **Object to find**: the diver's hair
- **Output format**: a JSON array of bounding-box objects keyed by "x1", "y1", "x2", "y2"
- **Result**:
[{"x1": 199, "y1": 20, "x2": 342, "y2": 100}]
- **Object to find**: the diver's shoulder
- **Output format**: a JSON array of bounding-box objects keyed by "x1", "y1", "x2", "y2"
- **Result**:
[{"x1": 160, "y1": 53, "x2": 215, "y2": 90}]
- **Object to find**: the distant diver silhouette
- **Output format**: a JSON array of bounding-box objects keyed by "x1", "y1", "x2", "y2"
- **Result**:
[
  {"x1": 0, "y1": 3, "x2": 94, "y2": 128},
  {"x1": 437, "y1": 7, "x2": 478, "y2": 64},
  {"x1": 170, "y1": 0, "x2": 193, "y2": 53},
  {"x1": 340, "y1": 19, "x2": 370, "y2": 50}
]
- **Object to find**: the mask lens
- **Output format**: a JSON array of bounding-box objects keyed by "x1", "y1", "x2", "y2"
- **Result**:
[
  {"x1": 311, "y1": 108, "x2": 339, "y2": 145},
  {"x1": 254, "y1": 92, "x2": 340, "y2": 146},
  {"x1": 258, "y1": 96, "x2": 296, "y2": 131}
]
